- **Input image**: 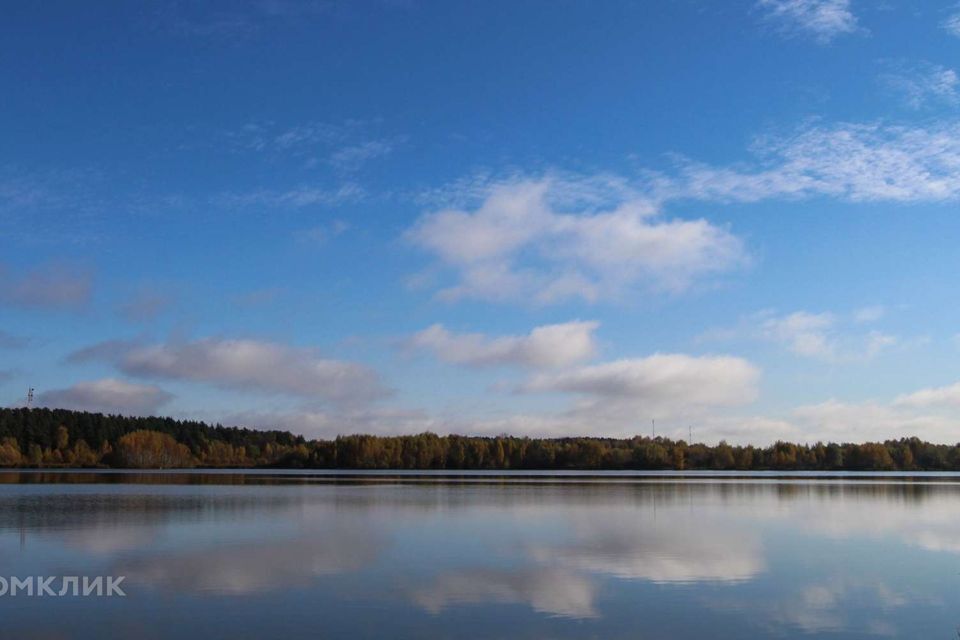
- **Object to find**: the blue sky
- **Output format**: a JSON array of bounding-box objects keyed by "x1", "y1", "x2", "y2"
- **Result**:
[{"x1": 4, "y1": 0, "x2": 960, "y2": 443}]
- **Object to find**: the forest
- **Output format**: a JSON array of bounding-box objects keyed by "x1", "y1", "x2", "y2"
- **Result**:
[{"x1": 0, "y1": 407, "x2": 957, "y2": 471}]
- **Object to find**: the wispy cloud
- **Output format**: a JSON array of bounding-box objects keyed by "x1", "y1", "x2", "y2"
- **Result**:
[
  {"x1": 228, "y1": 120, "x2": 352, "y2": 154},
  {"x1": 0, "y1": 169, "x2": 110, "y2": 244},
  {"x1": 943, "y1": 10, "x2": 960, "y2": 38},
  {"x1": 216, "y1": 182, "x2": 364, "y2": 209},
  {"x1": 879, "y1": 61, "x2": 959, "y2": 109},
  {"x1": 665, "y1": 121, "x2": 960, "y2": 203},
  {"x1": 225, "y1": 119, "x2": 401, "y2": 173},
  {"x1": 762, "y1": 311, "x2": 839, "y2": 359},
  {"x1": 117, "y1": 287, "x2": 174, "y2": 323},
  {"x1": 295, "y1": 219, "x2": 349, "y2": 245},
  {"x1": 756, "y1": 0, "x2": 860, "y2": 43},
  {"x1": 424, "y1": 120, "x2": 960, "y2": 231},
  {"x1": 852, "y1": 305, "x2": 885, "y2": 324},
  {"x1": 329, "y1": 138, "x2": 401, "y2": 172},
  {"x1": 702, "y1": 307, "x2": 897, "y2": 362},
  {"x1": 0, "y1": 263, "x2": 93, "y2": 311},
  {"x1": 161, "y1": 0, "x2": 331, "y2": 41}
]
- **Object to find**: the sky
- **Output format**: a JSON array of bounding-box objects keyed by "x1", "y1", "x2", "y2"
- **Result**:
[{"x1": 3, "y1": 0, "x2": 960, "y2": 444}]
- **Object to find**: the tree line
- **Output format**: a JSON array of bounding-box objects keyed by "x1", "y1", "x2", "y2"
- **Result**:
[{"x1": 0, "y1": 407, "x2": 958, "y2": 470}]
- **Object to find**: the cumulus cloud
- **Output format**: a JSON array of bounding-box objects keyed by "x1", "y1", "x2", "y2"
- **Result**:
[
  {"x1": 879, "y1": 61, "x2": 959, "y2": 109},
  {"x1": 756, "y1": 0, "x2": 859, "y2": 43},
  {"x1": 0, "y1": 263, "x2": 93, "y2": 310},
  {"x1": 517, "y1": 354, "x2": 761, "y2": 434},
  {"x1": 407, "y1": 120, "x2": 960, "y2": 307},
  {"x1": 407, "y1": 180, "x2": 746, "y2": 303},
  {"x1": 220, "y1": 352, "x2": 760, "y2": 440},
  {"x1": 407, "y1": 321, "x2": 599, "y2": 369},
  {"x1": 522, "y1": 354, "x2": 759, "y2": 406},
  {"x1": 69, "y1": 337, "x2": 388, "y2": 405},
  {"x1": 37, "y1": 378, "x2": 173, "y2": 415},
  {"x1": 411, "y1": 120, "x2": 960, "y2": 307}
]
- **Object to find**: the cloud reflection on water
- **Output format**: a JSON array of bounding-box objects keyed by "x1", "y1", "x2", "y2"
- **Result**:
[{"x1": 3, "y1": 477, "x2": 960, "y2": 637}]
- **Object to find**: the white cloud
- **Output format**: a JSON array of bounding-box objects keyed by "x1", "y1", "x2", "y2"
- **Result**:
[
  {"x1": 852, "y1": 305, "x2": 885, "y2": 323},
  {"x1": 407, "y1": 179, "x2": 746, "y2": 304},
  {"x1": 119, "y1": 526, "x2": 383, "y2": 595},
  {"x1": 270, "y1": 122, "x2": 345, "y2": 151},
  {"x1": 762, "y1": 311, "x2": 837, "y2": 359},
  {"x1": 522, "y1": 353, "x2": 760, "y2": 408},
  {"x1": 756, "y1": 0, "x2": 859, "y2": 43},
  {"x1": 535, "y1": 511, "x2": 765, "y2": 584},
  {"x1": 216, "y1": 182, "x2": 364, "y2": 209},
  {"x1": 894, "y1": 382, "x2": 960, "y2": 408},
  {"x1": 879, "y1": 61, "x2": 959, "y2": 109},
  {"x1": 864, "y1": 330, "x2": 897, "y2": 358},
  {"x1": 411, "y1": 568, "x2": 598, "y2": 618},
  {"x1": 705, "y1": 308, "x2": 898, "y2": 362},
  {"x1": 230, "y1": 119, "x2": 359, "y2": 154},
  {"x1": 411, "y1": 120, "x2": 960, "y2": 307},
  {"x1": 407, "y1": 321, "x2": 599, "y2": 369},
  {"x1": 69, "y1": 337, "x2": 388, "y2": 406},
  {"x1": 943, "y1": 12, "x2": 960, "y2": 38},
  {"x1": 216, "y1": 376, "x2": 960, "y2": 444},
  {"x1": 669, "y1": 121, "x2": 960, "y2": 204},
  {"x1": 38, "y1": 378, "x2": 173, "y2": 415},
  {"x1": 296, "y1": 220, "x2": 349, "y2": 245},
  {"x1": 434, "y1": 121, "x2": 960, "y2": 214},
  {"x1": 329, "y1": 138, "x2": 399, "y2": 172},
  {"x1": 788, "y1": 398, "x2": 960, "y2": 443},
  {"x1": 223, "y1": 407, "x2": 440, "y2": 440}
]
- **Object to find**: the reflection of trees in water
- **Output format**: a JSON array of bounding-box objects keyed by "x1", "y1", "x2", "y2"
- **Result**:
[
  {"x1": 1, "y1": 479, "x2": 955, "y2": 534},
  {"x1": 0, "y1": 489, "x2": 318, "y2": 532}
]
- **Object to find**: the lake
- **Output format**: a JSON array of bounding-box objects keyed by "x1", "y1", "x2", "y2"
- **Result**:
[{"x1": 0, "y1": 470, "x2": 957, "y2": 639}]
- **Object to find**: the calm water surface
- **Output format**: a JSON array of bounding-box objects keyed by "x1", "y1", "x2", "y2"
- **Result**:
[{"x1": 0, "y1": 471, "x2": 957, "y2": 639}]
